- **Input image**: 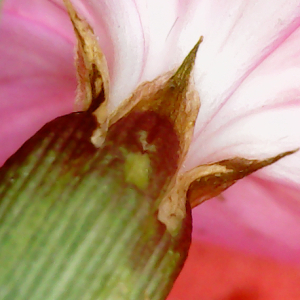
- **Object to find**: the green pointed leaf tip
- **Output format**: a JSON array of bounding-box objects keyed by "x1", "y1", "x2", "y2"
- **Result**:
[{"x1": 0, "y1": 110, "x2": 192, "y2": 300}]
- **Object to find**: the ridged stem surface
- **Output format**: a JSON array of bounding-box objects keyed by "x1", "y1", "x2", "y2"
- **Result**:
[{"x1": 0, "y1": 111, "x2": 191, "y2": 300}]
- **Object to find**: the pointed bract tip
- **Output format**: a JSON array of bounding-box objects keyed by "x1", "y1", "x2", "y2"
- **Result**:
[
  {"x1": 192, "y1": 36, "x2": 204, "y2": 54},
  {"x1": 172, "y1": 36, "x2": 203, "y2": 88}
]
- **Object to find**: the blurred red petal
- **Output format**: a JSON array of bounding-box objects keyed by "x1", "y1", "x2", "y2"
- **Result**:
[{"x1": 168, "y1": 241, "x2": 300, "y2": 300}]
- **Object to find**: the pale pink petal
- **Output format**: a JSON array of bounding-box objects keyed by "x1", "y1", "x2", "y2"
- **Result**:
[
  {"x1": 185, "y1": 23, "x2": 300, "y2": 187},
  {"x1": 129, "y1": 0, "x2": 181, "y2": 82},
  {"x1": 0, "y1": 2, "x2": 77, "y2": 165},
  {"x1": 173, "y1": 0, "x2": 300, "y2": 131},
  {"x1": 192, "y1": 176, "x2": 300, "y2": 264},
  {"x1": 92, "y1": 0, "x2": 298, "y2": 125}
]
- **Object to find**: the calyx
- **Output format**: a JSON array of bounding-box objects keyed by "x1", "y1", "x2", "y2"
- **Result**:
[{"x1": 65, "y1": 0, "x2": 296, "y2": 234}]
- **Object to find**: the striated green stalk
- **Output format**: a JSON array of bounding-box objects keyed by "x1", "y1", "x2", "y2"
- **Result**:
[{"x1": 0, "y1": 110, "x2": 191, "y2": 300}]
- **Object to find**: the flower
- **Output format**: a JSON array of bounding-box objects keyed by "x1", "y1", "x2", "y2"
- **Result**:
[{"x1": 1, "y1": 0, "x2": 300, "y2": 297}]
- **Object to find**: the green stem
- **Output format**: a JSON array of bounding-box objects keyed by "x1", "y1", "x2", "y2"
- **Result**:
[{"x1": 0, "y1": 111, "x2": 191, "y2": 300}]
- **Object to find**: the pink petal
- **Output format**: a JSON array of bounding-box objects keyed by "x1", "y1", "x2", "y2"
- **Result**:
[
  {"x1": 3, "y1": 0, "x2": 74, "y2": 40},
  {"x1": 0, "y1": 1, "x2": 77, "y2": 165},
  {"x1": 192, "y1": 175, "x2": 300, "y2": 264}
]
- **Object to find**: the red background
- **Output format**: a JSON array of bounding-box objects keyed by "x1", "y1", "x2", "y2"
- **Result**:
[{"x1": 168, "y1": 241, "x2": 300, "y2": 300}]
